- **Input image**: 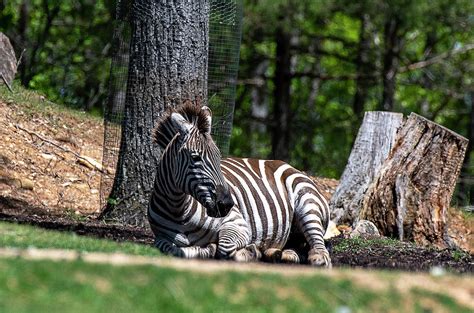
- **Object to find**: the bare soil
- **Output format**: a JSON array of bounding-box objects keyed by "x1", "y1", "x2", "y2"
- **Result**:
[
  {"x1": 0, "y1": 98, "x2": 103, "y2": 214},
  {"x1": 0, "y1": 95, "x2": 472, "y2": 273}
]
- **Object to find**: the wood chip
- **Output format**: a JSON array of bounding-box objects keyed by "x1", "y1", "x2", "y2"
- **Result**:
[{"x1": 77, "y1": 155, "x2": 103, "y2": 172}]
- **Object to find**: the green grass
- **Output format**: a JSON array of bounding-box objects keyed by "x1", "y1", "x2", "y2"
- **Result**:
[
  {"x1": 0, "y1": 221, "x2": 471, "y2": 312},
  {"x1": 332, "y1": 236, "x2": 403, "y2": 253},
  {"x1": 0, "y1": 82, "x2": 101, "y2": 121},
  {"x1": 0, "y1": 222, "x2": 160, "y2": 257},
  {"x1": 0, "y1": 257, "x2": 470, "y2": 313}
]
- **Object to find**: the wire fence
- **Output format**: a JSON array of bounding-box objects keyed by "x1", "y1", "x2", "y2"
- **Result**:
[
  {"x1": 454, "y1": 163, "x2": 474, "y2": 210},
  {"x1": 208, "y1": 0, "x2": 243, "y2": 154},
  {"x1": 99, "y1": 0, "x2": 132, "y2": 210},
  {"x1": 100, "y1": 0, "x2": 243, "y2": 209}
]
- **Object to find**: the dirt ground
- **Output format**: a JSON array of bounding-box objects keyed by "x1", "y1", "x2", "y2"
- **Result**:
[
  {"x1": 0, "y1": 98, "x2": 103, "y2": 215},
  {"x1": 0, "y1": 95, "x2": 473, "y2": 273}
]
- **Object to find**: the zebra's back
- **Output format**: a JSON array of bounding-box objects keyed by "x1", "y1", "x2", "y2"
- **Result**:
[{"x1": 221, "y1": 157, "x2": 329, "y2": 250}]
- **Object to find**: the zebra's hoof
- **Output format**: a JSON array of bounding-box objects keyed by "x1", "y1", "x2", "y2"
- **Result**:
[
  {"x1": 308, "y1": 248, "x2": 332, "y2": 268},
  {"x1": 233, "y1": 244, "x2": 262, "y2": 262},
  {"x1": 281, "y1": 249, "x2": 301, "y2": 264},
  {"x1": 263, "y1": 248, "x2": 282, "y2": 263}
]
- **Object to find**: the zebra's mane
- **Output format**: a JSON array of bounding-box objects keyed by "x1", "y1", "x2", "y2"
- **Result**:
[{"x1": 153, "y1": 100, "x2": 211, "y2": 149}]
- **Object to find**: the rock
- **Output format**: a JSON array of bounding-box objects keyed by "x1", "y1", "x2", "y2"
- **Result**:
[
  {"x1": 350, "y1": 220, "x2": 380, "y2": 239},
  {"x1": 0, "y1": 32, "x2": 17, "y2": 85},
  {"x1": 324, "y1": 220, "x2": 341, "y2": 239}
]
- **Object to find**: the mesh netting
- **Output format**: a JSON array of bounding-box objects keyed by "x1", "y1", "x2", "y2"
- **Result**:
[
  {"x1": 99, "y1": 0, "x2": 132, "y2": 209},
  {"x1": 208, "y1": 0, "x2": 243, "y2": 154},
  {"x1": 100, "y1": 0, "x2": 243, "y2": 209}
]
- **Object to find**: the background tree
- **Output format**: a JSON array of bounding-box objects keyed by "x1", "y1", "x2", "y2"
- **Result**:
[
  {"x1": 0, "y1": 0, "x2": 114, "y2": 111},
  {"x1": 100, "y1": 0, "x2": 209, "y2": 226},
  {"x1": 1, "y1": 0, "x2": 473, "y2": 207},
  {"x1": 232, "y1": 0, "x2": 473, "y2": 205}
]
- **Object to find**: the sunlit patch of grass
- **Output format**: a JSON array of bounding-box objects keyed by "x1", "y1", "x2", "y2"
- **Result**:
[
  {"x1": 0, "y1": 257, "x2": 470, "y2": 313},
  {"x1": 0, "y1": 221, "x2": 470, "y2": 312},
  {"x1": 0, "y1": 222, "x2": 159, "y2": 256},
  {"x1": 0, "y1": 82, "x2": 101, "y2": 122},
  {"x1": 0, "y1": 258, "x2": 382, "y2": 313},
  {"x1": 411, "y1": 288, "x2": 472, "y2": 313}
]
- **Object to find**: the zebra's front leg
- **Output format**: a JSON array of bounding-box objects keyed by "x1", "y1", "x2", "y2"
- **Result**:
[
  {"x1": 216, "y1": 219, "x2": 251, "y2": 260},
  {"x1": 154, "y1": 237, "x2": 216, "y2": 259}
]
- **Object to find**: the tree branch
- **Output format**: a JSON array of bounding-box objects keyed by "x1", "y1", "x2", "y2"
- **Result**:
[
  {"x1": 15, "y1": 124, "x2": 106, "y2": 173},
  {"x1": 399, "y1": 43, "x2": 474, "y2": 72}
]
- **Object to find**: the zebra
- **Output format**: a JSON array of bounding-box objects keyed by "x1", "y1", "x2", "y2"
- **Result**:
[{"x1": 148, "y1": 101, "x2": 331, "y2": 267}]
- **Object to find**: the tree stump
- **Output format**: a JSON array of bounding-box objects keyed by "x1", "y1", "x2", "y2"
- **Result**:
[
  {"x1": 330, "y1": 111, "x2": 404, "y2": 224},
  {"x1": 0, "y1": 32, "x2": 17, "y2": 87},
  {"x1": 360, "y1": 113, "x2": 468, "y2": 248}
]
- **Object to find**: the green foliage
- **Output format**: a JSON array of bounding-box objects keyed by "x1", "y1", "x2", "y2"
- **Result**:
[
  {"x1": 1, "y1": 0, "x2": 473, "y2": 201},
  {"x1": 232, "y1": 0, "x2": 474, "y2": 190},
  {"x1": 0, "y1": 0, "x2": 114, "y2": 110},
  {"x1": 450, "y1": 249, "x2": 470, "y2": 262}
]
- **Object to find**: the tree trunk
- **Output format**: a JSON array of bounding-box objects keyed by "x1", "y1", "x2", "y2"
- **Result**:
[
  {"x1": 102, "y1": 0, "x2": 209, "y2": 226},
  {"x1": 330, "y1": 111, "x2": 404, "y2": 225},
  {"x1": 271, "y1": 21, "x2": 292, "y2": 161},
  {"x1": 457, "y1": 91, "x2": 474, "y2": 205},
  {"x1": 17, "y1": 0, "x2": 29, "y2": 84},
  {"x1": 300, "y1": 39, "x2": 322, "y2": 170},
  {"x1": 352, "y1": 14, "x2": 373, "y2": 120},
  {"x1": 380, "y1": 17, "x2": 403, "y2": 111},
  {"x1": 360, "y1": 113, "x2": 468, "y2": 248}
]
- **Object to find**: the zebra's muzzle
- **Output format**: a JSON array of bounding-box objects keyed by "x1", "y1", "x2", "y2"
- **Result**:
[{"x1": 214, "y1": 185, "x2": 234, "y2": 217}]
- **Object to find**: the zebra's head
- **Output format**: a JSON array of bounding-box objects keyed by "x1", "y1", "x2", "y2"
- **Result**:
[{"x1": 153, "y1": 101, "x2": 234, "y2": 217}]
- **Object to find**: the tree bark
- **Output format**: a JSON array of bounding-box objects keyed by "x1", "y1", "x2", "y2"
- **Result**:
[
  {"x1": 17, "y1": 0, "x2": 29, "y2": 83},
  {"x1": 0, "y1": 33, "x2": 17, "y2": 85},
  {"x1": 271, "y1": 21, "x2": 292, "y2": 161},
  {"x1": 352, "y1": 14, "x2": 373, "y2": 120},
  {"x1": 360, "y1": 113, "x2": 468, "y2": 248},
  {"x1": 380, "y1": 17, "x2": 403, "y2": 111},
  {"x1": 330, "y1": 111, "x2": 404, "y2": 225},
  {"x1": 102, "y1": 0, "x2": 209, "y2": 226}
]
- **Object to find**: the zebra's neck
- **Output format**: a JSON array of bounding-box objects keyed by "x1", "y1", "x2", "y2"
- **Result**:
[{"x1": 152, "y1": 146, "x2": 194, "y2": 218}]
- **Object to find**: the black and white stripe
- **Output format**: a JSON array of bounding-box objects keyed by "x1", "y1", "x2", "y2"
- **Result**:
[{"x1": 148, "y1": 102, "x2": 331, "y2": 267}]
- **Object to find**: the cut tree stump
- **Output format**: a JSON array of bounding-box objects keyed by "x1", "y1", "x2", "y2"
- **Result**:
[
  {"x1": 330, "y1": 111, "x2": 404, "y2": 224},
  {"x1": 0, "y1": 32, "x2": 17, "y2": 88},
  {"x1": 360, "y1": 113, "x2": 468, "y2": 248}
]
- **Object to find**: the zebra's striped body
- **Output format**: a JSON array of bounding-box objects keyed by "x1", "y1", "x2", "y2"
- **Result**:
[
  {"x1": 148, "y1": 102, "x2": 331, "y2": 267},
  {"x1": 221, "y1": 158, "x2": 329, "y2": 251}
]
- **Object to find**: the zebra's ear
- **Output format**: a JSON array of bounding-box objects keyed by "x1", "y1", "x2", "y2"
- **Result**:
[
  {"x1": 170, "y1": 112, "x2": 193, "y2": 136},
  {"x1": 201, "y1": 106, "x2": 212, "y2": 134}
]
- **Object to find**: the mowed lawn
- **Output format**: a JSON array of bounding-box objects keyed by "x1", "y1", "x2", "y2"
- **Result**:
[{"x1": 0, "y1": 222, "x2": 471, "y2": 313}]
